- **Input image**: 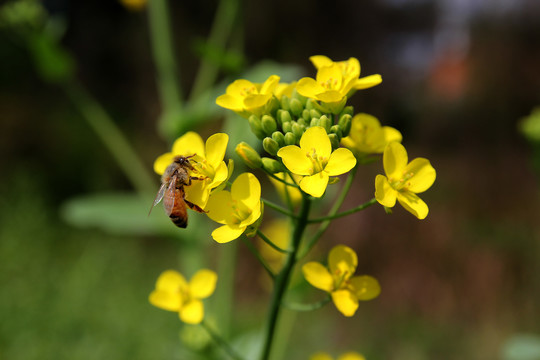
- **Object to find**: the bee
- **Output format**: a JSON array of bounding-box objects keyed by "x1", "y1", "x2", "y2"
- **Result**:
[{"x1": 150, "y1": 155, "x2": 205, "y2": 228}]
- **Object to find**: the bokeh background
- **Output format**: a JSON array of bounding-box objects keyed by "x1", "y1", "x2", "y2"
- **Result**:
[{"x1": 1, "y1": 0, "x2": 540, "y2": 359}]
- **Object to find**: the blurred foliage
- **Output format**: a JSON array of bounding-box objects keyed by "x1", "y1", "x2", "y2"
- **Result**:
[{"x1": 502, "y1": 334, "x2": 540, "y2": 360}]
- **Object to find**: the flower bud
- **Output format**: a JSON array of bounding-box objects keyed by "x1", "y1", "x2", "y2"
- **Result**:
[
  {"x1": 297, "y1": 118, "x2": 306, "y2": 127},
  {"x1": 263, "y1": 137, "x2": 280, "y2": 156},
  {"x1": 338, "y1": 114, "x2": 352, "y2": 137},
  {"x1": 305, "y1": 98, "x2": 315, "y2": 110},
  {"x1": 248, "y1": 115, "x2": 266, "y2": 139},
  {"x1": 261, "y1": 115, "x2": 277, "y2": 135},
  {"x1": 279, "y1": 109, "x2": 292, "y2": 125},
  {"x1": 280, "y1": 95, "x2": 290, "y2": 111},
  {"x1": 271, "y1": 131, "x2": 285, "y2": 147},
  {"x1": 235, "y1": 142, "x2": 262, "y2": 169},
  {"x1": 282, "y1": 121, "x2": 292, "y2": 133},
  {"x1": 284, "y1": 132, "x2": 297, "y2": 146},
  {"x1": 319, "y1": 115, "x2": 332, "y2": 133},
  {"x1": 328, "y1": 133, "x2": 340, "y2": 150},
  {"x1": 267, "y1": 96, "x2": 280, "y2": 115},
  {"x1": 340, "y1": 106, "x2": 354, "y2": 117},
  {"x1": 309, "y1": 109, "x2": 321, "y2": 119},
  {"x1": 292, "y1": 122, "x2": 304, "y2": 139},
  {"x1": 289, "y1": 98, "x2": 303, "y2": 117},
  {"x1": 310, "y1": 117, "x2": 320, "y2": 127},
  {"x1": 262, "y1": 157, "x2": 286, "y2": 173},
  {"x1": 330, "y1": 124, "x2": 342, "y2": 139},
  {"x1": 302, "y1": 109, "x2": 311, "y2": 122}
]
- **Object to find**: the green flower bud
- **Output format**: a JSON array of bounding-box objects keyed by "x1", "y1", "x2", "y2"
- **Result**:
[
  {"x1": 282, "y1": 121, "x2": 292, "y2": 133},
  {"x1": 284, "y1": 132, "x2": 297, "y2": 146},
  {"x1": 338, "y1": 114, "x2": 352, "y2": 137},
  {"x1": 263, "y1": 137, "x2": 280, "y2": 156},
  {"x1": 340, "y1": 106, "x2": 354, "y2": 117},
  {"x1": 297, "y1": 118, "x2": 306, "y2": 127},
  {"x1": 310, "y1": 117, "x2": 320, "y2": 127},
  {"x1": 289, "y1": 98, "x2": 303, "y2": 117},
  {"x1": 309, "y1": 109, "x2": 321, "y2": 119},
  {"x1": 330, "y1": 125, "x2": 343, "y2": 139},
  {"x1": 280, "y1": 95, "x2": 290, "y2": 111},
  {"x1": 279, "y1": 110, "x2": 292, "y2": 125},
  {"x1": 271, "y1": 131, "x2": 285, "y2": 147},
  {"x1": 292, "y1": 89, "x2": 307, "y2": 106},
  {"x1": 319, "y1": 115, "x2": 332, "y2": 133},
  {"x1": 262, "y1": 157, "x2": 286, "y2": 174},
  {"x1": 235, "y1": 142, "x2": 262, "y2": 169},
  {"x1": 248, "y1": 115, "x2": 266, "y2": 139},
  {"x1": 261, "y1": 115, "x2": 277, "y2": 135},
  {"x1": 267, "y1": 96, "x2": 280, "y2": 115},
  {"x1": 292, "y1": 122, "x2": 304, "y2": 139},
  {"x1": 302, "y1": 109, "x2": 311, "y2": 122},
  {"x1": 305, "y1": 98, "x2": 315, "y2": 110},
  {"x1": 328, "y1": 133, "x2": 340, "y2": 150}
]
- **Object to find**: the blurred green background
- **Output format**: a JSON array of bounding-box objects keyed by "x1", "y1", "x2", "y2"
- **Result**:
[{"x1": 1, "y1": 0, "x2": 540, "y2": 359}]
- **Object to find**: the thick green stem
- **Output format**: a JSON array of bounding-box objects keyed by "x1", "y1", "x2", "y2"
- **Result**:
[
  {"x1": 260, "y1": 195, "x2": 311, "y2": 360},
  {"x1": 63, "y1": 82, "x2": 155, "y2": 197},
  {"x1": 201, "y1": 319, "x2": 244, "y2": 360}
]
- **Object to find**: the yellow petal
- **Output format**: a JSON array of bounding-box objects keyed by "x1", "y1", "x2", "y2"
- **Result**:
[
  {"x1": 349, "y1": 275, "x2": 381, "y2": 300},
  {"x1": 309, "y1": 55, "x2": 333, "y2": 69},
  {"x1": 382, "y1": 126, "x2": 402, "y2": 146},
  {"x1": 260, "y1": 75, "x2": 280, "y2": 94},
  {"x1": 300, "y1": 172, "x2": 329, "y2": 198},
  {"x1": 189, "y1": 269, "x2": 217, "y2": 299},
  {"x1": 179, "y1": 299, "x2": 204, "y2": 324},
  {"x1": 328, "y1": 245, "x2": 358, "y2": 280},
  {"x1": 354, "y1": 74, "x2": 382, "y2": 90},
  {"x1": 331, "y1": 289, "x2": 359, "y2": 317},
  {"x1": 300, "y1": 126, "x2": 332, "y2": 159},
  {"x1": 375, "y1": 174, "x2": 397, "y2": 207},
  {"x1": 397, "y1": 191, "x2": 429, "y2": 219},
  {"x1": 211, "y1": 224, "x2": 246, "y2": 243},
  {"x1": 155, "y1": 270, "x2": 187, "y2": 293},
  {"x1": 302, "y1": 262, "x2": 334, "y2": 292},
  {"x1": 204, "y1": 133, "x2": 228, "y2": 169},
  {"x1": 310, "y1": 352, "x2": 334, "y2": 360},
  {"x1": 403, "y1": 158, "x2": 436, "y2": 193},
  {"x1": 153, "y1": 152, "x2": 175, "y2": 175},
  {"x1": 383, "y1": 142, "x2": 408, "y2": 180},
  {"x1": 171, "y1": 132, "x2": 205, "y2": 158},
  {"x1": 149, "y1": 290, "x2": 181, "y2": 312},
  {"x1": 277, "y1": 146, "x2": 313, "y2": 176},
  {"x1": 231, "y1": 173, "x2": 261, "y2": 210},
  {"x1": 244, "y1": 93, "x2": 272, "y2": 111},
  {"x1": 316, "y1": 91, "x2": 345, "y2": 103},
  {"x1": 316, "y1": 64, "x2": 343, "y2": 91},
  {"x1": 216, "y1": 93, "x2": 244, "y2": 111},
  {"x1": 325, "y1": 148, "x2": 356, "y2": 176},
  {"x1": 340, "y1": 57, "x2": 361, "y2": 78},
  {"x1": 296, "y1": 77, "x2": 325, "y2": 99},
  {"x1": 338, "y1": 352, "x2": 366, "y2": 360},
  {"x1": 184, "y1": 178, "x2": 210, "y2": 209},
  {"x1": 238, "y1": 201, "x2": 262, "y2": 228},
  {"x1": 226, "y1": 79, "x2": 256, "y2": 96},
  {"x1": 205, "y1": 190, "x2": 234, "y2": 224}
]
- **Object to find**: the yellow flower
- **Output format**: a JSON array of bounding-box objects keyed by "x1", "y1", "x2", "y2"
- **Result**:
[
  {"x1": 119, "y1": 0, "x2": 146, "y2": 11},
  {"x1": 205, "y1": 172, "x2": 262, "y2": 243},
  {"x1": 277, "y1": 127, "x2": 356, "y2": 198},
  {"x1": 216, "y1": 75, "x2": 280, "y2": 116},
  {"x1": 302, "y1": 245, "x2": 380, "y2": 317},
  {"x1": 153, "y1": 132, "x2": 230, "y2": 209},
  {"x1": 296, "y1": 63, "x2": 352, "y2": 107},
  {"x1": 258, "y1": 218, "x2": 291, "y2": 274},
  {"x1": 273, "y1": 81, "x2": 297, "y2": 99},
  {"x1": 310, "y1": 352, "x2": 366, "y2": 360},
  {"x1": 149, "y1": 269, "x2": 217, "y2": 324},
  {"x1": 341, "y1": 113, "x2": 402, "y2": 154},
  {"x1": 375, "y1": 142, "x2": 436, "y2": 219},
  {"x1": 268, "y1": 172, "x2": 302, "y2": 206}
]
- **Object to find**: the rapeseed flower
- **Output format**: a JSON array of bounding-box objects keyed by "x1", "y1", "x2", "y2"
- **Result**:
[
  {"x1": 149, "y1": 269, "x2": 217, "y2": 324},
  {"x1": 153, "y1": 132, "x2": 230, "y2": 209},
  {"x1": 310, "y1": 352, "x2": 366, "y2": 360},
  {"x1": 205, "y1": 172, "x2": 262, "y2": 243},
  {"x1": 375, "y1": 142, "x2": 436, "y2": 219},
  {"x1": 341, "y1": 113, "x2": 402, "y2": 155},
  {"x1": 302, "y1": 245, "x2": 380, "y2": 317},
  {"x1": 277, "y1": 126, "x2": 356, "y2": 197}
]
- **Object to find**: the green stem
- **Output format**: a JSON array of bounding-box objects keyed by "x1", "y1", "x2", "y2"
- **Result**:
[
  {"x1": 308, "y1": 198, "x2": 377, "y2": 223},
  {"x1": 283, "y1": 296, "x2": 331, "y2": 312},
  {"x1": 63, "y1": 82, "x2": 155, "y2": 197},
  {"x1": 147, "y1": 0, "x2": 183, "y2": 134},
  {"x1": 256, "y1": 230, "x2": 290, "y2": 254},
  {"x1": 242, "y1": 237, "x2": 275, "y2": 279},
  {"x1": 297, "y1": 166, "x2": 358, "y2": 260},
  {"x1": 260, "y1": 195, "x2": 311, "y2": 360},
  {"x1": 201, "y1": 319, "x2": 244, "y2": 360},
  {"x1": 262, "y1": 168, "x2": 299, "y2": 188},
  {"x1": 261, "y1": 198, "x2": 298, "y2": 218}
]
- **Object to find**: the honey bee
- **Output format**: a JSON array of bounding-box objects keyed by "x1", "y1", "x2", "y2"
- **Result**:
[{"x1": 150, "y1": 155, "x2": 205, "y2": 228}]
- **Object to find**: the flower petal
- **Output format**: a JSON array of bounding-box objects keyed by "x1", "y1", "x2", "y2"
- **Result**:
[
  {"x1": 338, "y1": 352, "x2": 366, "y2": 360},
  {"x1": 153, "y1": 152, "x2": 175, "y2": 175},
  {"x1": 172, "y1": 132, "x2": 205, "y2": 158},
  {"x1": 184, "y1": 178, "x2": 210, "y2": 209},
  {"x1": 310, "y1": 353, "x2": 333, "y2": 360},
  {"x1": 325, "y1": 148, "x2": 356, "y2": 176},
  {"x1": 216, "y1": 94, "x2": 244, "y2": 111},
  {"x1": 316, "y1": 90, "x2": 345, "y2": 103},
  {"x1": 226, "y1": 79, "x2": 256, "y2": 96},
  {"x1": 309, "y1": 55, "x2": 333, "y2": 69},
  {"x1": 354, "y1": 74, "x2": 382, "y2": 90},
  {"x1": 328, "y1": 245, "x2": 358, "y2": 280},
  {"x1": 300, "y1": 126, "x2": 332, "y2": 159},
  {"x1": 296, "y1": 77, "x2": 325, "y2": 99},
  {"x1": 260, "y1": 75, "x2": 280, "y2": 94},
  {"x1": 155, "y1": 270, "x2": 187, "y2": 293},
  {"x1": 302, "y1": 262, "x2": 334, "y2": 292},
  {"x1": 383, "y1": 142, "x2": 408, "y2": 180},
  {"x1": 349, "y1": 275, "x2": 381, "y2": 300},
  {"x1": 300, "y1": 172, "x2": 329, "y2": 198},
  {"x1": 179, "y1": 299, "x2": 204, "y2": 324},
  {"x1": 244, "y1": 93, "x2": 272, "y2": 111},
  {"x1": 205, "y1": 133, "x2": 228, "y2": 169},
  {"x1": 277, "y1": 146, "x2": 313, "y2": 176},
  {"x1": 189, "y1": 269, "x2": 217, "y2": 299},
  {"x1": 316, "y1": 64, "x2": 343, "y2": 91},
  {"x1": 397, "y1": 191, "x2": 429, "y2": 219},
  {"x1": 403, "y1": 158, "x2": 436, "y2": 193},
  {"x1": 205, "y1": 190, "x2": 234, "y2": 224},
  {"x1": 382, "y1": 126, "x2": 402, "y2": 146},
  {"x1": 331, "y1": 289, "x2": 359, "y2": 317},
  {"x1": 375, "y1": 175, "x2": 397, "y2": 207},
  {"x1": 231, "y1": 173, "x2": 261, "y2": 210},
  {"x1": 149, "y1": 290, "x2": 182, "y2": 312},
  {"x1": 211, "y1": 224, "x2": 246, "y2": 243}
]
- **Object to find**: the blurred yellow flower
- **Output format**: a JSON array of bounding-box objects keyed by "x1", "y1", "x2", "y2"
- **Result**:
[
  {"x1": 268, "y1": 172, "x2": 302, "y2": 206},
  {"x1": 277, "y1": 126, "x2": 356, "y2": 197},
  {"x1": 149, "y1": 269, "x2": 217, "y2": 324},
  {"x1": 153, "y1": 132, "x2": 230, "y2": 209},
  {"x1": 273, "y1": 81, "x2": 297, "y2": 99},
  {"x1": 302, "y1": 245, "x2": 380, "y2": 317},
  {"x1": 119, "y1": 0, "x2": 146, "y2": 11},
  {"x1": 341, "y1": 113, "x2": 402, "y2": 154},
  {"x1": 258, "y1": 218, "x2": 291, "y2": 274},
  {"x1": 205, "y1": 172, "x2": 262, "y2": 243},
  {"x1": 310, "y1": 352, "x2": 366, "y2": 360},
  {"x1": 375, "y1": 142, "x2": 436, "y2": 219}
]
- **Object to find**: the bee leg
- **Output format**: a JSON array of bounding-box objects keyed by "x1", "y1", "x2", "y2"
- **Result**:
[
  {"x1": 187, "y1": 176, "x2": 207, "y2": 186},
  {"x1": 185, "y1": 199, "x2": 207, "y2": 213}
]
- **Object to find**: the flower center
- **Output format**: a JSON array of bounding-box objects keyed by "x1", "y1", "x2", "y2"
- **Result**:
[
  {"x1": 240, "y1": 85, "x2": 257, "y2": 97},
  {"x1": 230, "y1": 200, "x2": 250, "y2": 225},
  {"x1": 390, "y1": 171, "x2": 414, "y2": 191},
  {"x1": 320, "y1": 77, "x2": 338, "y2": 90},
  {"x1": 333, "y1": 269, "x2": 350, "y2": 290},
  {"x1": 193, "y1": 160, "x2": 215, "y2": 179},
  {"x1": 306, "y1": 148, "x2": 327, "y2": 174}
]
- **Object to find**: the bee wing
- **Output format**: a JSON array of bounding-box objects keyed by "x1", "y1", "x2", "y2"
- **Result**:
[
  {"x1": 148, "y1": 181, "x2": 168, "y2": 216},
  {"x1": 163, "y1": 175, "x2": 177, "y2": 217}
]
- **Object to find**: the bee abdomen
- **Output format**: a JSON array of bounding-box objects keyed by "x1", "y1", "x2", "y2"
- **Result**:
[{"x1": 170, "y1": 214, "x2": 188, "y2": 228}]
